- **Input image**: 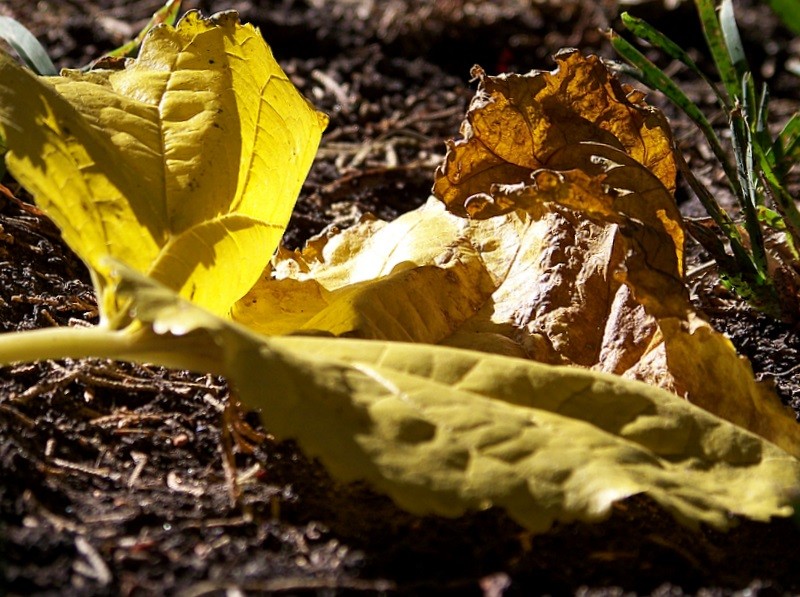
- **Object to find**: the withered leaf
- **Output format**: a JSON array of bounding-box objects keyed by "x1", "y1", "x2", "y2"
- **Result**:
[
  {"x1": 233, "y1": 207, "x2": 497, "y2": 342},
  {"x1": 432, "y1": 51, "x2": 800, "y2": 457},
  {"x1": 433, "y1": 49, "x2": 676, "y2": 218}
]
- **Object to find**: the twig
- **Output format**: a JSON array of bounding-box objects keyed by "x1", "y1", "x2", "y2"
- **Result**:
[
  {"x1": 51, "y1": 457, "x2": 123, "y2": 482},
  {"x1": 167, "y1": 470, "x2": 205, "y2": 497},
  {"x1": 311, "y1": 69, "x2": 352, "y2": 109},
  {"x1": 74, "y1": 536, "x2": 112, "y2": 586},
  {"x1": 177, "y1": 577, "x2": 397, "y2": 597}
]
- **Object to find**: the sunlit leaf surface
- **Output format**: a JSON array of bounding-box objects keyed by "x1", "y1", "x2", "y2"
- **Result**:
[
  {"x1": 0, "y1": 10, "x2": 327, "y2": 318},
  {"x1": 105, "y1": 264, "x2": 800, "y2": 534}
]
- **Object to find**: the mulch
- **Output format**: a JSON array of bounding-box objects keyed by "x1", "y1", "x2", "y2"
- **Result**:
[{"x1": 1, "y1": 0, "x2": 800, "y2": 594}]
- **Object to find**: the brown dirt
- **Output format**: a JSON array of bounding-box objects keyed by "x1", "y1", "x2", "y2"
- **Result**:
[{"x1": 1, "y1": 1, "x2": 800, "y2": 595}]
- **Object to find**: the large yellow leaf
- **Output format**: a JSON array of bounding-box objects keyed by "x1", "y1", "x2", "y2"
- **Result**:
[
  {"x1": 91, "y1": 265, "x2": 800, "y2": 534},
  {"x1": 0, "y1": 11, "x2": 327, "y2": 318}
]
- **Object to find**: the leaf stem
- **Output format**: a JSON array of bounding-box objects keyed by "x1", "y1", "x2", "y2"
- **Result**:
[{"x1": 0, "y1": 325, "x2": 224, "y2": 375}]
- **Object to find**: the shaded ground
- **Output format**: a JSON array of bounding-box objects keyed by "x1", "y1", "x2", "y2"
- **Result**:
[{"x1": 1, "y1": 0, "x2": 800, "y2": 595}]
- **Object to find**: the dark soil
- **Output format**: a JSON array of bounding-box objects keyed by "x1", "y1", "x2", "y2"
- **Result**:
[{"x1": 1, "y1": 0, "x2": 800, "y2": 595}]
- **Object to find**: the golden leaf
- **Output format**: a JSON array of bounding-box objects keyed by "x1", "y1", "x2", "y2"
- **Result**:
[
  {"x1": 93, "y1": 265, "x2": 800, "y2": 533},
  {"x1": 233, "y1": 50, "x2": 800, "y2": 457},
  {"x1": 430, "y1": 51, "x2": 800, "y2": 457},
  {"x1": 0, "y1": 11, "x2": 327, "y2": 319}
]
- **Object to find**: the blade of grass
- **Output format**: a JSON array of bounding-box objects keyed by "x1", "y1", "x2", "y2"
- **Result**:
[
  {"x1": 620, "y1": 12, "x2": 727, "y2": 106},
  {"x1": 773, "y1": 114, "x2": 800, "y2": 175},
  {"x1": 694, "y1": 0, "x2": 741, "y2": 104},
  {"x1": 673, "y1": 143, "x2": 749, "y2": 256},
  {"x1": 759, "y1": 178, "x2": 800, "y2": 261},
  {"x1": 0, "y1": 16, "x2": 57, "y2": 75},
  {"x1": 719, "y1": 0, "x2": 750, "y2": 83},
  {"x1": 720, "y1": 0, "x2": 759, "y2": 162},
  {"x1": 765, "y1": 0, "x2": 800, "y2": 36},
  {"x1": 756, "y1": 142, "x2": 800, "y2": 249},
  {"x1": 753, "y1": 83, "x2": 773, "y2": 167},
  {"x1": 672, "y1": 143, "x2": 771, "y2": 302},
  {"x1": 730, "y1": 92, "x2": 770, "y2": 278}
]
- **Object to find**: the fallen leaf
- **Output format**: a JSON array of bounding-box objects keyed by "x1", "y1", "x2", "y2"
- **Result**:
[
  {"x1": 432, "y1": 49, "x2": 676, "y2": 217},
  {"x1": 103, "y1": 264, "x2": 800, "y2": 534},
  {"x1": 233, "y1": 206, "x2": 497, "y2": 342},
  {"x1": 0, "y1": 10, "x2": 327, "y2": 319},
  {"x1": 430, "y1": 51, "x2": 800, "y2": 457}
]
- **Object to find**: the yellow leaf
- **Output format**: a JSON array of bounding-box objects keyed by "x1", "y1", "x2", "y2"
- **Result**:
[
  {"x1": 234, "y1": 205, "x2": 497, "y2": 342},
  {"x1": 101, "y1": 265, "x2": 800, "y2": 534},
  {"x1": 234, "y1": 50, "x2": 800, "y2": 458},
  {"x1": 0, "y1": 11, "x2": 327, "y2": 319}
]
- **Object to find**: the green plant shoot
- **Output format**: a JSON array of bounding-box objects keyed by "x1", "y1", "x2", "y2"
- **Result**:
[{"x1": 609, "y1": 0, "x2": 800, "y2": 319}]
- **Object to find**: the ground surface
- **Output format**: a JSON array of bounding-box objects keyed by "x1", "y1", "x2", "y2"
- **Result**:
[{"x1": 1, "y1": 0, "x2": 800, "y2": 595}]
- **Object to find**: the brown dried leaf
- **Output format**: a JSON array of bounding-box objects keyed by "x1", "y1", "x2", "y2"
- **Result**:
[
  {"x1": 433, "y1": 49, "x2": 676, "y2": 217},
  {"x1": 432, "y1": 51, "x2": 800, "y2": 457}
]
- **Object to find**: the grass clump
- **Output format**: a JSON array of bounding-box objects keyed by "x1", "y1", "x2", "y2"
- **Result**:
[{"x1": 609, "y1": 0, "x2": 800, "y2": 320}]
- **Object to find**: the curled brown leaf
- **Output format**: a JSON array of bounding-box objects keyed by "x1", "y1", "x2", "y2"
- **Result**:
[{"x1": 433, "y1": 51, "x2": 800, "y2": 457}]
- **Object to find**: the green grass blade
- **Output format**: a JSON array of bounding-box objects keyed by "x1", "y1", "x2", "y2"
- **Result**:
[
  {"x1": 754, "y1": 83, "x2": 770, "y2": 146},
  {"x1": 719, "y1": 0, "x2": 750, "y2": 83},
  {"x1": 694, "y1": 0, "x2": 741, "y2": 103},
  {"x1": 0, "y1": 16, "x2": 57, "y2": 75},
  {"x1": 678, "y1": 149, "x2": 777, "y2": 310},
  {"x1": 773, "y1": 113, "x2": 800, "y2": 175},
  {"x1": 607, "y1": 31, "x2": 741, "y2": 196},
  {"x1": 766, "y1": 0, "x2": 800, "y2": 36},
  {"x1": 740, "y1": 73, "x2": 758, "y2": 139},
  {"x1": 673, "y1": 145, "x2": 742, "y2": 244},
  {"x1": 756, "y1": 142, "x2": 800, "y2": 249},
  {"x1": 730, "y1": 101, "x2": 771, "y2": 277},
  {"x1": 672, "y1": 144, "x2": 773, "y2": 306},
  {"x1": 620, "y1": 12, "x2": 727, "y2": 105}
]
